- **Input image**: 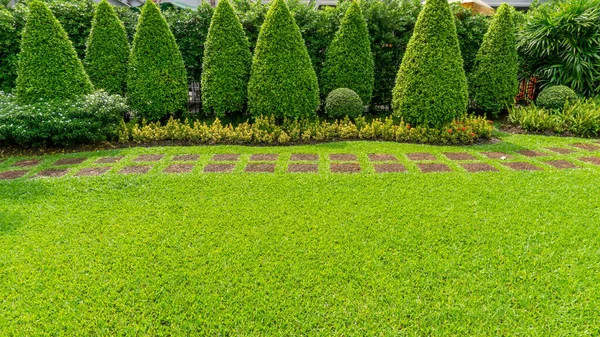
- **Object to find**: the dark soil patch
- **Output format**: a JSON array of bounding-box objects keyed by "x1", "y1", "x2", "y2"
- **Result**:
[
  {"x1": 331, "y1": 163, "x2": 361, "y2": 173},
  {"x1": 571, "y1": 143, "x2": 600, "y2": 151},
  {"x1": 287, "y1": 164, "x2": 318, "y2": 173},
  {"x1": 164, "y1": 164, "x2": 194, "y2": 173},
  {"x1": 406, "y1": 153, "x2": 436, "y2": 161},
  {"x1": 373, "y1": 163, "x2": 406, "y2": 173},
  {"x1": 12, "y1": 159, "x2": 40, "y2": 167},
  {"x1": 95, "y1": 156, "x2": 123, "y2": 164},
  {"x1": 119, "y1": 166, "x2": 151, "y2": 174},
  {"x1": 329, "y1": 154, "x2": 358, "y2": 161},
  {"x1": 134, "y1": 154, "x2": 164, "y2": 162},
  {"x1": 76, "y1": 167, "x2": 111, "y2": 176},
  {"x1": 204, "y1": 164, "x2": 235, "y2": 173},
  {"x1": 250, "y1": 154, "x2": 279, "y2": 161},
  {"x1": 53, "y1": 157, "x2": 87, "y2": 166},
  {"x1": 417, "y1": 163, "x2": 452, "y2": 173},
  {"x1": 516, "y1": 150, "x2": 545, "y2": 157},
  {"x1": 443, "y1": 152, "x2": 476, "y2": 161},
  {"x1": 212, "y1": 154, "x2": 240, "y2": 161},
  {"x1": 481, "y1": 152, "x2": 512, "y2": 159},
  {"x1": 545, "y1": 160, "x2": 578, "y2": 169},
  {"x1": 0, "y1": 159, "x2": 5, "y2": 164},
  {"x1": 579, "y1": 156, "x2": 600, "y2": 165},
  {"x1": 546, "y1": 147, "x2": 575, "y2": 155},
  {"x1": 0, "y1": 170, "x2": 28, "y2": 180},
  {"x1": 290, "y1": 153, "x2": 319, "y2": 161},
  {"x1": 502, "y1": 162, "x2": 542, "y2": 171},
  {"x1": 172, "y1": 154, "x2": 199, "y2": 162},
  {"x1": 245, "y1": 163, "x2": 275, "y2": 173},
  {"x1": 34, "y1": 168, "x2": 69, "y2": 178},
  {"x1": 368, "y1": 154, "x2": 398, "y2": 161},
  {"x1": 461, "y1": 163, "x2": 498, "y2": 172}
]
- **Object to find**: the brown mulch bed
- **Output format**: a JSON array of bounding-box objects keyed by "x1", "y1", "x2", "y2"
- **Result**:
[
  {"x1": 11, "y1": 159, "x2": 40, "y2": 167},
  {"x1": 329, "y1": 154, "x2": 358, "y2": 161},
  {"x1": 287, "y1": 164, "x2": 318, "y2": 173},
  {"x1": 406, "y1": 153, "x2": 436, "y2": 161},
  {"x1": 578, "y1": 156, "x2": 600, "y2": 165},
  {"x1": 373, "y1": 163, "x2": 406, "y2": 173},
  {"x1": 245, "y1": 163, "x2": 275, "y2": 173},
  {"x1": 172, "y1": 154, "x2": 200, "y2": 161},
  {"x1": 481, "y1": 152, "x2": 512, "y2": 159},
  {"x1": 76, "y1": 167, "x2": 112, "y2": 176},
  {"x1": 250, "y1": 154, "x2": 279, "y2": 161},
  {"x1": 330, "y1": 163, "x2": 361, "y2": 173},
  {"x1": 443, "y1": 152, "x2": 476, "y2": 161},
  {"x1": 502, "y1": 162, "x2": 542, "y2": 171},
  {"x1": 95, "y1": 156, "x2": 123, "y2": 164},
  {"x1": 546, "y1": 147, "x2": 575, "y2": 155},
  {"x1": 34, "y1": 168, "x2": 69, "y2": 178},
  {"x1": 0, "y1": 170, "x2": 28, "y2": 180},
  {"x1": 164, "y1": 164, "x2": 194, "y2": 173},
  {"x1": 544, "y1": 160, "x2": 579, "y2": 169},
  {"x1": 204, "y1": 164, "x2": 235, "y2": 172},
  {"x1": 571, "y1": 143, "x2": 600, "y2": 151},
  {"x1": 119, "y1": 166, "x2": 151, "y2": 174},
  {"x1": 211, "y1": 154, "x2": 240, "y2": 161},
  {"x1": 133, "y1": 154, "x2": 164, "y2": 162},
  {"x1": 290, "y1": 153, "x2": 319, "y2": 161},
  {"x1": 368, "y1": 154, "x2": 398, "y2": 161},
  {"x1": 461, "y1": 163, "x2": 498, "y2": 172},
  {"x1": 516, "y1": 150, "x2": 545, "y2": 157},
  {"x1": 417, "y1": 163, "x2": 452, "y2": 173},
  {"x1": 53, "y1": 157, "x2": 87, "y2": 166}
]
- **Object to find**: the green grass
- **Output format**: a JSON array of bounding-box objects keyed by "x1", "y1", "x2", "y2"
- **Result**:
[{"x1": 1, "y1": 134, "x2": 600, "y2": 335}]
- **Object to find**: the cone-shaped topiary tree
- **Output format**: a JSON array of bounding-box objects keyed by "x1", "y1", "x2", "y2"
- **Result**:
[
  {"x1": 15, "y1": 0, "x2": 92, "y2": 104},
  {"x1": 392, "y1": 0, "x2": 468, "y2": 128},
  {"x1": 127, "y1": 0, "x2": 187, "y2": 121},
  {"x1": 201, "y1": 0, "x2": 252, "y2": 117},
  {"x1": 321, "y1": 1, "x2": 374, "y2": 105},
  {"x1": 469, "y1": 3, "x2": 518, "y2": 116},
  {"x1": 84, "y1": 0, "x2": 130, "y2": 96},
  {"x1": 247, "y1": 0, "x2": 319, "y2": 119}
]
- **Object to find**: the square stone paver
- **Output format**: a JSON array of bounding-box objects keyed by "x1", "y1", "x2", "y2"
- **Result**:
[
  {"x1": 571, "y1": 143, "x2": 600, "y2": 151},
  {"x1": 374, "y1": 163, "x2": 406, "y2": 173},
  {"x1": 417, "y1": 163, "x2": 452, "y2": 173},
  {"x1": 0, "y1": 170, "x2": 28, "y2": 180},
  {"x1": 53, "y1": 157, "x2": 87, "y2": 166},
  {"x1": 579, "y1": 156, "x2": 600, "y2": 165},
  {"x1": 287, "y1": 163, "x2": 318, "y2": 173},
  {"x1": 250, "y1": 154, "x2": 279, "y2": 161},
  {"x1": 481, "y1": 152, "x2": 512, "y2": 159},
  {"x1": 502, "y1": 162, "x2": 542, "y2": 171},
  {"x1": 76, "y1": 167, "x2": 111, "y2": 176},
  {"x1": 134, "y1": 154, "x2": 164, "y2": 162},
  {"x1": 164, "y1": 164, "x2": 194, "y2": 173},
  {"x1": 172, "y1": 154, "x2": 200, "y2": 162},
  {"x1": 12, "y1": 159, "x2": 40, "y2": 167},
  {"x1": 368, "y1": 154, "x2": 398, "y2": 161},
  {"x1": 443, "y1": 152, "x2": 477, "y2": 161},
  {"x1": 119, "y1": 166, "x2": 151, "y2": 174},
  {"x1": 290, "y1": 153, "x2": 319, "y2": 161},
  {"x1": 331, "y1": 163, "x2": 361, "y2": 173},
  {"x1": 34, "y1": 168, "x2": 69, "y2": 178},
  {"x1": 546, "y1": 147, "x2": 575, "y2": 155},
  {"x1": 461, "y1": 163, "x2": 498, "y2": 172},
  {"x1": 516, "y1": 150, "x2": 545, "y2": 157},
  {"x1": 406, "y1": 153, "x2": 436, "y2": 161},
  {"x1": 329, "y1": 154, "x2": 358, "y2": 161},
  {"x1": 204, "y1": 164, "x2": 235, "y2": 173},
  {"x1": 545, "y1": 160, "x2": 578, "y2": 169},
  {"x1": 212, "y1": 154, "x2": 240, "y2": 161},
  {"x1": 245, "y1": 163, "x2": 275, "y2": 173},
  {"x1": 95, "y1": 156, "x2": 123, "y2": 164}
]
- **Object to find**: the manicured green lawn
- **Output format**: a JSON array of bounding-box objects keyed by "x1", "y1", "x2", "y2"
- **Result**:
[{"x1": 1, "y1": 134, "x2": 600, "y2": 335}]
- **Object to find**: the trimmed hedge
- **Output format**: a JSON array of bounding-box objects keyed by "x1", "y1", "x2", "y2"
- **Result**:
[
  {"x1": 201, "y1": 0, "x2": 251, "y2": 117},
  {"x1": 84, "y1": 0, "x2": 130, "y2": 95},
  {"x1": 127, "y1": 0, "x2": 188, "y2": 121},
  {"x1": 247, "y1": 0, "x2": 319, "y2": 119},
  {"x1": 15, "y1": 0, "x2": 92, "y2": 104},
  {"x1": 469, "y1": 3, "x2": 518, "y2": 116},
  {"x1": 0, "y1": 7, "x2": 19, "y2": 92},
  {"x1": 321, "y1": 1, "x2": 374, "y2": 105},
  {"x1": 392, "y1": 0, "x2": 468, "y2": 128},
  {"x1": 325, "y1": 88, "x2": 364, "y2": 119},
  {"x1": 536, "y1": 85, "x2": 578, "y2": 110}
]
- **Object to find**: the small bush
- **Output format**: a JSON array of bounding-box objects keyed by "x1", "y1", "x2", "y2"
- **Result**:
[
  {"x1": 15, "y1": 0, "x2": 93, "y2": 104},
  {"x1": 0, "y1": 91, "x2": 127, "y2": 147},
  {"x1": 84, "y1": 0, "x2": 130, "y2": 95},
  {"x1": 536, "y1": 85, "x2": 579, "y2": 110},
  {"x1": 127, "y1": 0, "x2": 188, "y2": 121},
  {"x1": 325, "y1": 88, "x2": 364, "y2": 119}
]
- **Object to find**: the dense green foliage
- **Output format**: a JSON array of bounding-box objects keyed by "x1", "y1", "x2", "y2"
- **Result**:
[
  {"x1": 320, "y1": 2, "x2": 373, "y2": 104},
  {"x1": 0, "y1": 6, "x2": 19, "y2": 92},
  {"x1": 84, "y1": 0, "x2": 129, "y2": 95},
  {"x1": 15, "y1": 0, "x2": 92, "y2": 104},
  {"x1": 247, "y1": 0, "x2": 319, "y2": 119},
  {"x1": 392, "y1": 0, "x2": 468, "y2": 128},
  {"x1": 201, "y1": 0, "x2": 251, "y2": 117},
  {"x1": 469, "y1": 4, "x2": 518, "y2": 116},
  {"x1": 452, "y1": 3, "x2": 490, "y2": 75},
  {"x1": 0, "y1": 91, "x2": 127, "y2": 146},
  {"x1": 324, "y1": 88, "x2": 364, "y2": 119},
  {"x1": 114, "y1": 5, "x2": 139, "y2": 42},
  {"x1": 127, "y1": 0, "x2": 188, "y2": 121},
  {"x1": 517, "y1": 0, "x2": 600, "y2": 97},
  {"x1": 536, "y1": 85, "x2": 579, "y2": 110}
]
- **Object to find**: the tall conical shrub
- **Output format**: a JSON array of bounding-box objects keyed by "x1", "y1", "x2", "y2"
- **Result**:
[
  {"x1": 247, "y1": 0, "x2": 319, "y2": 119},
  {"x1": 127, "y1": 0, "x2": 187, "y2": 121},
  {"x1": 201, "y1": 0, "x2": 251, "y2": 117},
  {"x1": 321, "y1": 1, "x2": 374, "y2": 105},
  {"x1": 392, "y1": 0, "x2": 468, "y2": 128},
  {"x1": 84, "y1": 0, "x2": 129, "y2": 96},
  {"x1": 470, "y1": 4, "x2": 518, "y2": 116},
  {"x1": 15, "y1": 0, "x2": 92, "y2": 104}
]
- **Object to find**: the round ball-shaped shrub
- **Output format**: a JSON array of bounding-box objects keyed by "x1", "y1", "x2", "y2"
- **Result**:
[
  {"x1": 536, "y1": 85, "x2": 578, "y2": 110},
  {"x1": 325, "y1": 88, "x2": 364, "y2": 119}
]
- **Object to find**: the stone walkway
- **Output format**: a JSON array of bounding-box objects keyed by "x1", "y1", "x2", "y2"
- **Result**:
[{"x1": 2, "y1": 142, "x2": 600, "y2": 180}]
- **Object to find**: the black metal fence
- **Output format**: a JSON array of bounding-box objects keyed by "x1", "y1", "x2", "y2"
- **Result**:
[{"x1": 188, "y1": 82, "x2": 201, "y2": 114}]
